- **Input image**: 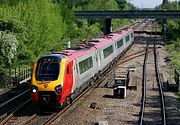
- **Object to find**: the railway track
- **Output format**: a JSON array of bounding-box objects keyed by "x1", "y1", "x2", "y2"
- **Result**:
[
  {"x1": 37, "y1": 21, "x2": 155, "y2": 125},
  {"x1": 16, "y1": 20, "x2": 152, "y2": 125},
  {"x1": 36, "y1": 20, "x2": 155, "y2": 125},
  {"x1": 0, "y1": 99, "x2": 31, "y2": 125},
  {"x1": 0, "y1": 89, "x2": 30, "y2": 123},
  {"x1": 139, "y1": 22, "x2": 167, "y2": 125},
  {"x1": 3, "y1": 51, "x2": 119, "y2": 125},
  {"x1": 115, "y1": 20, "x2": 155, "y2": 65},
  {"x1": 0, "y1": 20, "x2": 166, "y2": 125},
  {"x1": 18, "y1": 52, "x2": 124, "y2": 125}
]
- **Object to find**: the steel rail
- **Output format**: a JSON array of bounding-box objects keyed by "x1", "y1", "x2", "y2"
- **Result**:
[
  {"x1": 21, "y1": 54, "x2": 116, "y2": 125},
  {"x1": 42, "y1": 63, "x2": 117, "y2": 125},
  {"x1": 0, "y1": 89, "x2": 30, "y2": 109},
  {"x1": 0, "y1": 99, "x2": 31, "y2": 125},
  {"x1": 138, "y1": 21, "x2": 155, "y2": 125},
  {"x1": 139, "y1": 22, "x2": 167, "y2": 125},
  {"x1": 153, "y1": 23, "x2": 167, "y2": 125},
  {"x1": 21, "y1": 114, "x2": 37, "y2": 125},
  {"x1": 138, "y1": 28, "x2": 149, "y2": 125},
  {"x1": 23, "y1": 20, "x2": 152, "y2": 125},
  {"x1": 42, "y1": 22, "x2": 146, "y2": 125}
]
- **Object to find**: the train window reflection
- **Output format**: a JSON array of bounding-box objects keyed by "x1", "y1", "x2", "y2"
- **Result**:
[
  {"x1": 36, "y1": 57, "x2": 60, "y2": 81},
  {"x1": 103, "y1": 45, "x2": 113, "y2": 58},
  {"x1": 126, "y1": 35, "x2": 130, "y2": 43},
  {"x1": 117, "y1": 39, "x2": 123, "y2": 48},
  {"x1": 79, "y1": 56, "x2": 93, "y2": 74}
]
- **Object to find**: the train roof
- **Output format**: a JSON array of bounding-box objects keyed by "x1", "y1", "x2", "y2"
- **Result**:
[
  {"x1": 52, "y1": 28, "x2": 133, "y2": 60},
  {"x1": 38, "y1": 54, "x2": 65, "y2": 62}
]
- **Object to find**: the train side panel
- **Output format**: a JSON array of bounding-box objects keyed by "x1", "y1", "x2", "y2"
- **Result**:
[
  {"x1": 59, "y1": 60, "x2": 74, "y2": 104},
  {"x1": 71, "y1": 50, "x2": 98, "y2": 96},
  {"x1": 98, "y1": 43, "x2": 115, "y2": 70},
  {"x1": 124, "y1": 31, "x2": 134, "y2": 50},
  {"x1": 30, "y1": 28, "x2": 135, "y2": 108},
  {"x1": 115, "y1": 36, "x2": 125, "y2": 58}
]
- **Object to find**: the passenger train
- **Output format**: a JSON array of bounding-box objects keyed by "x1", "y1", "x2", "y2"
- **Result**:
[{"x1": 31, "y1": 28, "x2": 134, "y2": 108}]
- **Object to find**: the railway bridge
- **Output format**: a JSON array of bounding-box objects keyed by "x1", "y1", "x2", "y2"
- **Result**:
[{"x1": 75, "y1": 10, "x2": 180, "y2": 35}]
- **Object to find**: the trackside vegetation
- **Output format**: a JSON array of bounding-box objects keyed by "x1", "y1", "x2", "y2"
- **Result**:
[
  {"x1": 157, "y1": 1, "x2": 180, "y2": 71},
  {"x1": 0, "y1": 0, "x2": 131, "y2": 87},
  {"x1": 157, "y1": 1, "x2": 180, "y2": 101}
]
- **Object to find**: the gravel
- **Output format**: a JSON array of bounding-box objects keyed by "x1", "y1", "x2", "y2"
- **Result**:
[
  {"x1": 1, "y1": 31, "x2": 179, "y2": 125},
  {"x1": 52, "y1": 34, "x2": 179, "y2": 125}
]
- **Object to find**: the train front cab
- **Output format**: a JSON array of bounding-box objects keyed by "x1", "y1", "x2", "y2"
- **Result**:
[{"x1": 30, "y1": 55, "x2": 73, "y2": 108}]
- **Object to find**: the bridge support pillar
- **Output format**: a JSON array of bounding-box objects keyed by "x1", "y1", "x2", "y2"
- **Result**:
[
  {"x1": 162, "y1": 18, "x2": 167, "y2": 42},
  {"x1": 103, "y1": 18, "x2": 111, "y2": 35}
]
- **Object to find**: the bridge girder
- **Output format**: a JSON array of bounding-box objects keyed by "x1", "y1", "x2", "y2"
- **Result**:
[
  {"x1": 76, "y1": 10, "x2": 180, "y2": 19},
  {"x1": 76, "y1": 10, "x2": 180, "y2": 35}
]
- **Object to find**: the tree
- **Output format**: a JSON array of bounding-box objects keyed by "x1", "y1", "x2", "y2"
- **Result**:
[
  {"x1": 115, "y1": 0, "x2": 127, "y2": 10},
  {"x1": 0, "y1": 31, "x2": 18, "y2": 67},
  {"x1": 163, "y1": 0, "x2": 169, "y2": 4},
  {"x1": 128, "y1": 2, "x2": 136, "y2": 10}
]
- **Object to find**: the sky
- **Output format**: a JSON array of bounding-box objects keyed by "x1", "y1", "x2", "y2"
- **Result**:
[{"x1": 130, "y1": 0, "x2": 163, "y2": 8}]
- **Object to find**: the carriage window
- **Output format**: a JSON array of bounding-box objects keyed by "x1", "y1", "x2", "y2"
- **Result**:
[
  {"x1": 131, "y1": 33, "x2": 134, "y2": 38},
  {"x1": 126, "y1": 35, "x2": 130, "y2": 43},
  {"x1": 79, "y1": 56, "x2": 93, "y2": 74},
  {"x1": 117, "y1": 39, "x2": 123, "y2": 48},
  {"x1": 36, "y1": 57, "x2": 60, "y2": 81},
  {"x1": 103, "y1": 45, "x2": 113, "y2": 58}
]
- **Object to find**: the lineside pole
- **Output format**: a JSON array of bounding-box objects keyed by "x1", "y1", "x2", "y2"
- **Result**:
[
  {"x1": 162, "y1": 18, "x2": 167, "y2": 42},
  {"x1": 103, "y1": 18, "x2": 111, "y2": 35}
]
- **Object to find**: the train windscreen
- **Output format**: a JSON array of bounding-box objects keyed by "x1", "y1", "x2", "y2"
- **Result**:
[{"x1": 36, "y1": 57, "x2": 60, "y2": 81}]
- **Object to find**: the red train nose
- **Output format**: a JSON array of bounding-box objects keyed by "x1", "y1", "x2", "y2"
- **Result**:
[{"x1": 41, "y1": 95, "x2": 50, "y2": 104}]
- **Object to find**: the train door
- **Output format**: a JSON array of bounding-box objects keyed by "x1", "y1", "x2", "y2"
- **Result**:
[
  {"x1": 113, "y1": 41, "x2": 117, "y2": 58},
  {"x1": 71, "y1": 60, "x2": 79, "y2": 93},
  {"x1": 123, "y1": 36, "x2": 126, "y2": 49},
  {"x1": 95, "y1": 49, "x2": 101, "y2": 69}
]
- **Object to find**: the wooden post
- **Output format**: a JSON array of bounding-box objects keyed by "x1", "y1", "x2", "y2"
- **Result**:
[
  {"x1": 18, "y1": 66, "x2": 20, "y2": 85},
  {"x1": 174, "y1": 65, "x2": 180, "y2": 91},
  {"x1": 23, "y1": 69, "x2": 25, "y2": 79},
  {"x1": 25, "y1": 69, "x2": 27, "y2": 79}
]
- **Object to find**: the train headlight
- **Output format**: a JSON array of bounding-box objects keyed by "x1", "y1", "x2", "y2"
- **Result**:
[
  {"x1": 55, "y1": 85, "x2": 62, "y2": 93},
  {"x1": 31, "y1": 85, "x2": 38, "y2": 94}
]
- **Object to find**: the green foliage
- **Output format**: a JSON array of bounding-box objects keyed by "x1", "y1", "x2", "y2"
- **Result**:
[
  {"x1": 115, "y1": 0, "x2": 127, "y2": 10},
  {"x1": 112, "y1": 19, "x2": 129, "y2": 31},
  {"x1": 157, "y1": 0, "x2": 179, "y2": 10},
  {"x1": 0, "y1": 0, "x2": 129, "y2": 64},
  {"x1": 0, "y1": 0, "x2": 130, "y2": 88},
  {"x1": 165, "y1": 40, "x2": 180, "y2": 71},
  {"x1": 0, "y1": 31, "x2": 18, "y2": 67},
  {"x1": 127, "y1": 3, "x2": 136, "y2": 10},
  {"x1": 0, "y1": 0, "x2": 64, "y2": 62},
  {"x1": 74, "y1": 0, "x2": 119, "y2": 10},
  {"x1": 158, "y1": 1, "x2": 180, "y2": 71},
  {"x1": 157, "y1": 1, "x2": 180, "y2": 40},
  {"x1": 166, "y1": 19, "x2": 180, "y2": 39},
  {"x1": 163, "y1": 0, "x2": 169, "y2": 5},
  {"x1": 0, "y1": 31, "x2": 18, "y2": 87},
  {"x1": 174, "y1": 38, "x2": 180, "y2": 52}
]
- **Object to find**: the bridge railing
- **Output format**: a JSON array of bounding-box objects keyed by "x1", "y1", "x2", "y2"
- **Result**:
[
  {"x1": 9, "y1": 66, "x2": 32, "y2": 86},
  {"x1": 173, "y1": 65, "x2": 180, "y2": 91}
]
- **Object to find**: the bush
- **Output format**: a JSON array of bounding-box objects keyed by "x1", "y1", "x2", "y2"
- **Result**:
[{"x1": 0, "y1": 31, "x2": 18, "y2": 67}]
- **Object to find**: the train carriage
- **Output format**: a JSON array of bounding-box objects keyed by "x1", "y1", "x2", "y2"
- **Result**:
[{"x1": 31, "y1": 28, "x2": 134, "y2": 108}]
